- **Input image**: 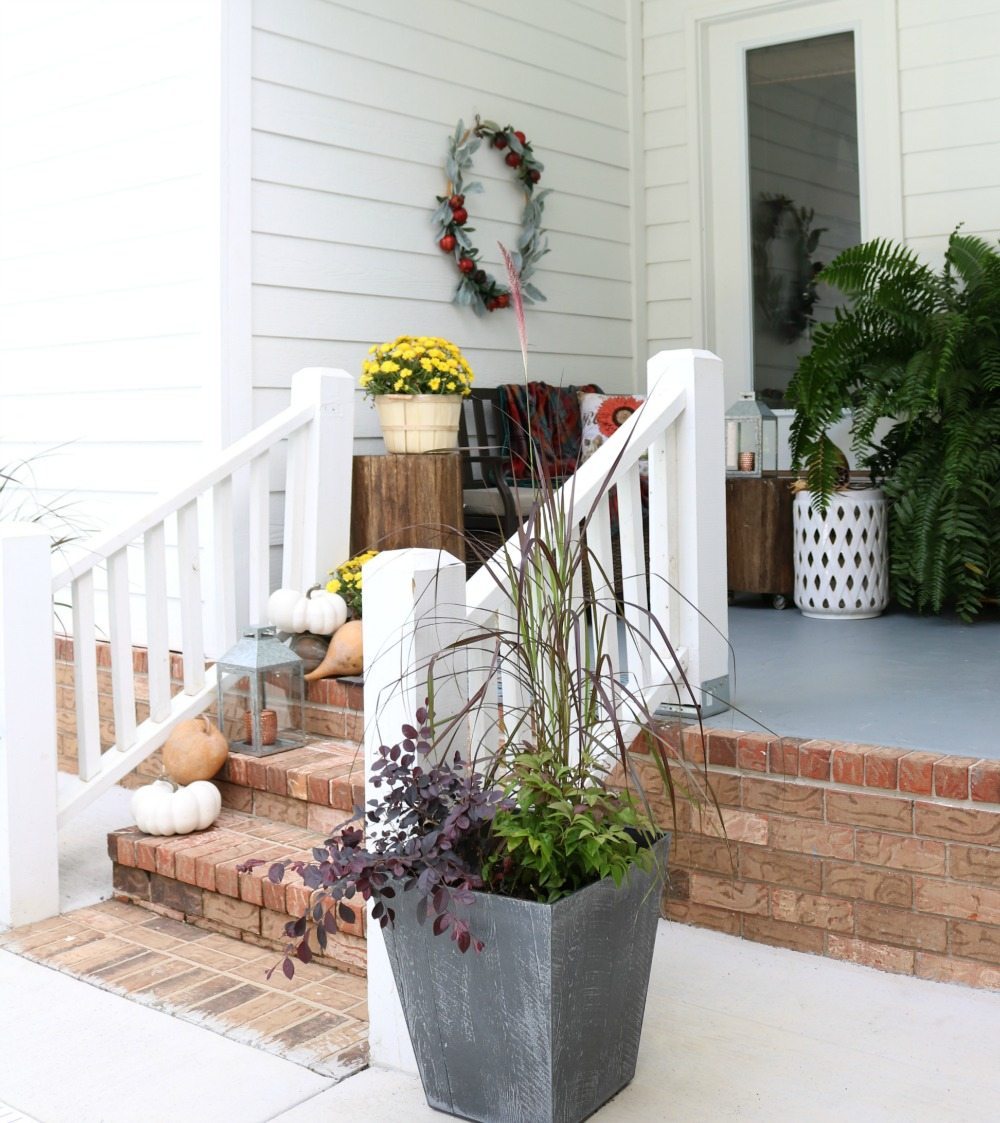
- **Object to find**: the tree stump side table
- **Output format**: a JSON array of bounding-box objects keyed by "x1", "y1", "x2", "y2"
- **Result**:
[
  {"x1": 350, "y1": 452, "x2": 465, "y2": 561},
  {"x1": 725, "y1": 472, "x2": 795, "y2": 608}
]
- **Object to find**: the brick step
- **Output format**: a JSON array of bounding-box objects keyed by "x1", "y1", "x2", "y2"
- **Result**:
[
  {"x1": 109, "y1": 807, "x2": 366, "y2": 977},
  {"x1": 0, "y1": 899, "x2": 368, "y2": 1077},
  {"x1": 215, "y1": 736, "x2": 366, "y2": 830}
]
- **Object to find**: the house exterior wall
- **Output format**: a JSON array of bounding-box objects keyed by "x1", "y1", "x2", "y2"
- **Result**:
[
  {"x1": 0, "y1": 0, "x2": 236, "y2": 536},
  {"x1": 248, "y1": 0, "x2": 639, "y2": 455},
  {"x1": 642, "y1": 0, "x2": 1000, "y2": 454}
]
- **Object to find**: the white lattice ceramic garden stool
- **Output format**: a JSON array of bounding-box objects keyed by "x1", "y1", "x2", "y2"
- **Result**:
[{"x1": 792, "y1": 487, "x2": 889, "y2": 619}]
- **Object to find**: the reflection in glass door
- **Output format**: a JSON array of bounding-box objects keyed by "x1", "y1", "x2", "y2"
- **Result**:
[{"x1": 747, "y1": 33, "x2": 861, "y2": 407}]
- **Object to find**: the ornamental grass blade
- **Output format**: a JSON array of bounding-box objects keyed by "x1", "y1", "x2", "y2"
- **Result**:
[{"x1": 499, "y1": 241, "x2": 528, "y2": 382}]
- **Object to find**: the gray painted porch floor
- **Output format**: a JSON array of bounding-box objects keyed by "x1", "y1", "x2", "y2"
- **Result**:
[{"x1": 704, "y1": 599, "x2": 1000, "y2": 759}]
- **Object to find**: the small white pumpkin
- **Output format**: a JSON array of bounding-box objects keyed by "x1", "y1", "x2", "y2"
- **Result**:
[
  {"x1": 267, "y1": 585, "x2": 348, "y2": 636},
  {"x1": 131, "y1": 779, "x2": 222, "y2": 836}
]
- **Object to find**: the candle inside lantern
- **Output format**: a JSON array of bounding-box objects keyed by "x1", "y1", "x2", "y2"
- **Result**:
[
  {"x1": 738, "y1": 451, "x2": 755, "y2": 472},
  {"x1": 244, "y1": 708, "x2": 277, "y2": 746}
]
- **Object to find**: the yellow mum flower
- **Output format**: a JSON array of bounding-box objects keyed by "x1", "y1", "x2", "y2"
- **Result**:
[
  {"x1": 429, "y1": 377, "x2": 441, "y2": 391},
  {"x1": 447, "y1": 381, "x2": 457, "y2": 391},
  {"x1": 420, "y1": 357, "x2": 433, "y2": 372},
  {"x1": 380, "y1": 360, "x2": 400, "y2": 373},
  {"x1": 393, "y1": 379, "x2": 405, "y2": 390},
  {"x1": 325, "y1": 578, "x2": 341, "y2": 594}
]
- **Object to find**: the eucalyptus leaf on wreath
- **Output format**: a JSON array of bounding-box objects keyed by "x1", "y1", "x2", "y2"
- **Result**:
[{"x1": 432, "y1": 114, "x2": 549, "y2": 312}]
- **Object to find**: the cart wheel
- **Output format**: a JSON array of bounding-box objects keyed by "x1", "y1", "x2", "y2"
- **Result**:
[{"x1": 771, "y1": 594, "x2": 788, "y2": 610}]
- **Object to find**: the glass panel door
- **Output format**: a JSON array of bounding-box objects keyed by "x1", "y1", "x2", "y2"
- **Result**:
[{"x1": 747, "y1": 33, "x2": 861, "y2": 407}]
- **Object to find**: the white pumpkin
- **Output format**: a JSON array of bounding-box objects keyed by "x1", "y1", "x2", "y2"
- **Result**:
[
  {"x1": 131, "y1": 779, "x2": 222, "y2": 836},
  {"x1": 267, "y1": 585, "x2": 348, "y2": 636}
]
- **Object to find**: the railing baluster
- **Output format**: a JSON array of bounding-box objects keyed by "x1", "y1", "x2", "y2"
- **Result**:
[
  {"x1": 143, "y1": 522, "x2": 171, "y2": 723},
  {"x1": 587, "y1": 490, "x2": 619, "y2": 680},
  {"x1": 71, "y1": 571, "x2": 102, "y2": 780},
  {"x1": 647, "y1": 427, "x2": 674, "y2": 643},
  {"x1": 617, "y1": 464, "x2": 650, "y2": 693},
  {"x1": 281, "y1": 426, "x2": 309, "y2": 590},
  {"x1": 248, "y1": 451, "x2": 271, "y2": 624},
  {"x1": 177, "y1": 499, "x2": 205, "y2": 694},
  {"x1": 107, "y1": 548, "x2": 137, "y2": 751},
  {"x1": 212, "y1": 477, "x2": 238, "y2": 651}
]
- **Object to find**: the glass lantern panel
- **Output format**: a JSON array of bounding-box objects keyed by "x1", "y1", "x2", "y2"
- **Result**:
[{"x1": 217, "y1": 666, "x2": 305, "y2": 756}]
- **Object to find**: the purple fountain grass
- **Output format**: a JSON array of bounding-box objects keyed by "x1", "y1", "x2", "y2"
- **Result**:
[{"x1": 499, "y1": 241, "x2": 528, "y2": 382}]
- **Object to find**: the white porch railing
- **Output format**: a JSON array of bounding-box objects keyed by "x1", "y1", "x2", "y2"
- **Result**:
[
  {"x1": 0, "y1": 368, "x2": 354, "y2": 928},
  {"x1": 361, "y1": 348, "x2": 729, "y2": 1072}
]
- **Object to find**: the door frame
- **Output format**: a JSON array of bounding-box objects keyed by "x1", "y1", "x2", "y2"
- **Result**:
[{"x1": 686, "y1": 0, "x2": 903, "y2": 414}]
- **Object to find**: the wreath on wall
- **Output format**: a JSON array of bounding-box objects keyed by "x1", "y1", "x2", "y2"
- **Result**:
[
  {"x1": 751, "y1": 193, "x2": 827, "y2": 343},
  {"x1": 432, "y1": 116, "x2": 550, "y2": 314}
]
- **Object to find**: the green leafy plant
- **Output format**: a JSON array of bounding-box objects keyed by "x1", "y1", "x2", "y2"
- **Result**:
[{"x1": 787, "y1": 230, "x2": 1000, "y2": 620}]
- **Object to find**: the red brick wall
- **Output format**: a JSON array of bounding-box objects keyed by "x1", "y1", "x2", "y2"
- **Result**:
[
  {"x1": 54, "y1": 637, "x2": 363, "y2": 788},
  {"x1": 614, "y1": 724, "x2": 1000, "y2": 992}
]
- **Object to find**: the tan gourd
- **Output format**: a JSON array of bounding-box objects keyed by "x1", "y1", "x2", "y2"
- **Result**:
[
  {"x1": 162, "y1": 714, "x2": 229, "y2": 785},
  {"x1": 304, "y1": 619, "x2": 363, "y2": 680}
]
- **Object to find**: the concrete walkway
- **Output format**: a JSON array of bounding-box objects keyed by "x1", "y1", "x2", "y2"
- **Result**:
[{"x1": 3, "y1": 919, "x2": 998, "y2": 1122}]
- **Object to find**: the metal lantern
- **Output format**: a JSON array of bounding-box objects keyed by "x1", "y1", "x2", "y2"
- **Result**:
[
  {"x1": 215, "y1": 626, "x2": 306, "y2": 758},
  {"x1": 725, "y1": 392, "x2": 778, "y2": 477}
]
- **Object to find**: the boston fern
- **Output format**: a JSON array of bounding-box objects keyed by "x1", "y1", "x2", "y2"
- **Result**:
[{"x1": 787, "y1": 230, "x2": 1000, "y2": 620}]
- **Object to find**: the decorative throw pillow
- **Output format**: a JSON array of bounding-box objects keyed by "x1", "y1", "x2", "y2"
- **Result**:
[{"x1": 578, "y1": 393, "x2": 646, "y2": 472}]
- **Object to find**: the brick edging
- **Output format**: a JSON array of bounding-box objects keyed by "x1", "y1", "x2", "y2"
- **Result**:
[{"x1": 615, "y1": 725, "x2": 1000, "y2": 992}]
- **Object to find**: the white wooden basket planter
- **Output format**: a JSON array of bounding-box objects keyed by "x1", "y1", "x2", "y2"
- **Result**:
[
  {"x1": 375, "y1": 394, "x2": 462, "y2": 453},
  {"x1": 792, "y1": 487, "x2": 889, "y2": 619}
]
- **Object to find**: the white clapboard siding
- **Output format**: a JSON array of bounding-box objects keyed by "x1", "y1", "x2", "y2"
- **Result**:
[
  {"x1": 642, "y1": 0, "x2": 1000, "y2": 355},
  {"x1": 250, "y1": 0, "x2": 636, "y2": 455},
  {"x1": 0, "y1": 0, "x2": 226, "y2": 564}
]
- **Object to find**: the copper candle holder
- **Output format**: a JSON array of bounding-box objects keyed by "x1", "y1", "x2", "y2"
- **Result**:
[{"x1": 244, "y1": 708, "x2": 277, "y2": 746}]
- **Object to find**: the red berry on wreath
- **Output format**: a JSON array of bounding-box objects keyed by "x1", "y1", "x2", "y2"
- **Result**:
[
  {"x1": 451, "y1": 207, "x2": 468, "y2": 225},
  {"x1": 449, "y1": 194, "x2": 465, "y2": 209},
  {"x1": 505, "y1": 152, "x2": 522, "y2": 168},
  {"x1": 497, "y1": 293, "x2": 510, "y2": 308},
  {"x1": 439, "y1": 235, "x2": 456, "y2": 252},
  {"x1": 529, "y1": 169, "x2": 541, "y2": 183},
  {"x1": 493, "y1": 133, "x2": 508, "y2": 149},
  {"x1": 514, "y1": 131, "x2": 527, "y2": 145},
  {"x1": 487, "y1": 298, "x2": 499, "y2": 311},
  {"x1": 458, "y1": 257, "x2": 475, "y2": 274}
]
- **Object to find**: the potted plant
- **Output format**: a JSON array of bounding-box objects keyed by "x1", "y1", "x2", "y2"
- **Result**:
[
  {"x1": 244, "y1": 493, "x2": 692, "y2": 1121},
  {"x1": 787, "y1": 229, "x2": 1000, "y2": 621},
  {"x1": 361, "y1": 335, "x2": 475, "y2": 453},
  {"x1": 242, "y1": 256, "x2": 710, "y2": 1122}
]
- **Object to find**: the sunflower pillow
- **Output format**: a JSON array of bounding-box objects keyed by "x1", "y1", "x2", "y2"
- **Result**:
[{"x1": 578, "y1": 392, "x2": 647, "y2": 474}]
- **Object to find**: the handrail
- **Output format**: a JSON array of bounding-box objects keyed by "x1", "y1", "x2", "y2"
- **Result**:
[{"x1": 51, "y1": 402, "x2": 314, "y2": 592}]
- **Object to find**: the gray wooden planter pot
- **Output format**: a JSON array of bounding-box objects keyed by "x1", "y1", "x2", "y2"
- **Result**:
[{"x1": 382, "y1": 835, "x2": 671, "y2": 1123}]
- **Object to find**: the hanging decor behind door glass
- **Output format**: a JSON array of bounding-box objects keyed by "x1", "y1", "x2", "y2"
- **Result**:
[
  {"x1": 752, "y1": 193, "x2": 826, "y2": 344},
  {"x1": 746, "y1": 32, "x2": 861, "y2": 407}
]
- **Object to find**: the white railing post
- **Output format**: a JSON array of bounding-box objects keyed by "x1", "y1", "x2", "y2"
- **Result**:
[
  {"x1": 362, "y1": 548, "x2": 469, "y2": 1074},
  {"x1": 0, "y1": 526, "x2": 59, "y2": 928},
  {"x1": 648, "y1": 349, "x2": 730, "y2": 713},
  {"x1": 283, "y1": 368, "x2": 355, "y2": 591}
]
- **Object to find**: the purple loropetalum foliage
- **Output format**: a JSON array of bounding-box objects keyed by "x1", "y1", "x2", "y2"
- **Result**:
[{"x1": 237, "y1": 704, "x2": 512, "y2": 977}]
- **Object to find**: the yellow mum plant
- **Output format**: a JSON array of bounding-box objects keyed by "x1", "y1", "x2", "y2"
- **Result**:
[
  {"x1": 360, "y1": 336, "x2": 474, "y2": 398},
  {"x1": 326, "y1": 549, "x2": 379, "y2": 617}
]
